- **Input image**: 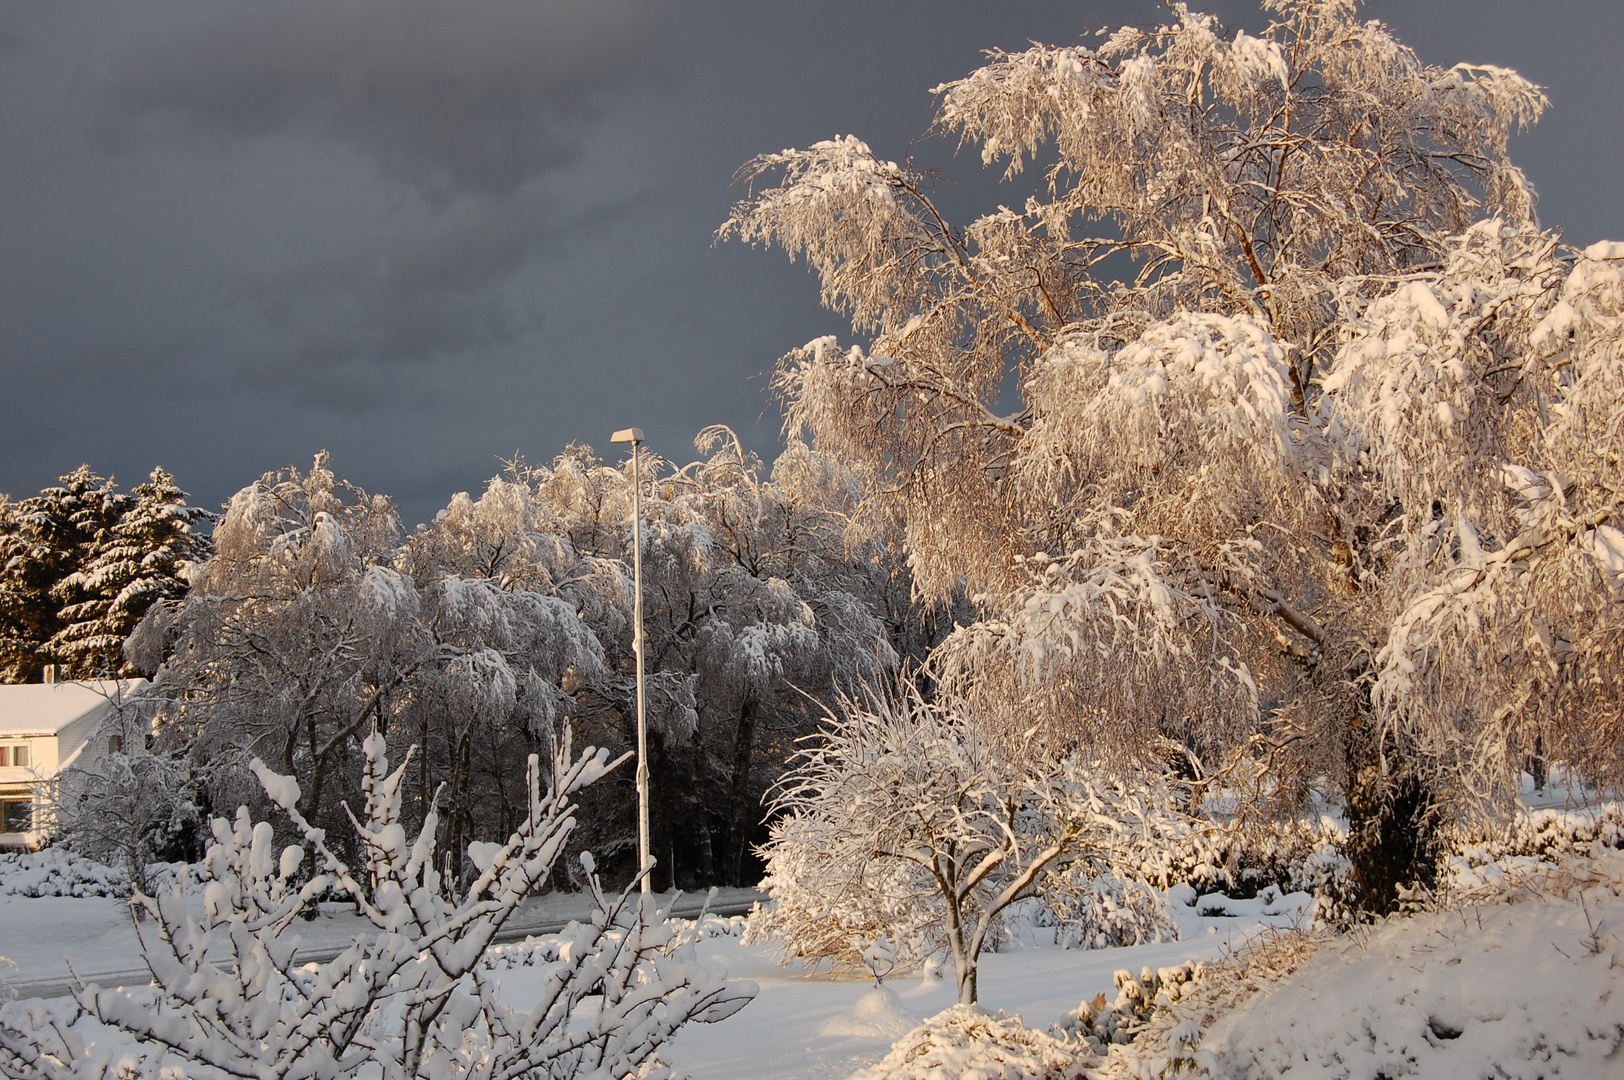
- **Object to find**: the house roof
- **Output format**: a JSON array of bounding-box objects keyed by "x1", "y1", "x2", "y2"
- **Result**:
[{"x1": 0, "y1": 680, "x2": 148, "y2": 737}]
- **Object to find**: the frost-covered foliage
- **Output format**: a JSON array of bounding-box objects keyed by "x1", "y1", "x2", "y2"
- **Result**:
[
  {"x1": 1011, "y1": 873, "x2": 1179, "y2": 952},
  {"x1": 1444, "y1": 803, "x2": 1624, "y2": 898},
  {"x1": 848, "y1": 1005, "x2": 1091, "y2": 1080},
  {"x1": 0, "y1": 849, "x2": 126, "y2": 899},
  {"x1": 53, "y1": 744, "x2": 199, "y2": 894},
  {"x1": 1325, "y1": 230, "x2": 1624, "y2": 803},
  {"x1": 724, "y1": 0, "x2": 1542, "y2": 597},
  {"x1": 724, "y1": 0, "x2": 1610, "y2": 913},
  {"x1": 129, "y1": 453, "x2": 613, "y2": 876},
  {"x1": 750, "y1": 681, "x2": 1176, "y2": 1004},
  {"x1": 129, "y1": 442, "x2": 899, "y2": 891},
  {"x1": 505, "y1": 431, "x2": 901, "y2": 888},
  {"x1": 0, "y1": 729, "x2": 755, "y2": 1080},
  {"x1": 1061, "y1": 961, "x2": 1207, "y2": 1056}
]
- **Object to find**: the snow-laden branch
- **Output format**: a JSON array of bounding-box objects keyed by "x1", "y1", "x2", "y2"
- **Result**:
[
  {"x1": 1, "y1": 728, "x2": 754, "y2": 1080},
  {"x1": 750, "y1": 681, "x2": 1179, "y2": 1005}
]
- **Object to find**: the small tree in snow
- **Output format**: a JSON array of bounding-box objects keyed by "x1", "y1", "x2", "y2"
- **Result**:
[
  {"x1": 54, "y1": 744, "x2": 199, "y2": 896},
  {"x1": 0, "y1": 726, "x2": 754, "y2": 1080},
  {"x1": 751, "y1": 681, "x2": 1166, "y2": 1005}
]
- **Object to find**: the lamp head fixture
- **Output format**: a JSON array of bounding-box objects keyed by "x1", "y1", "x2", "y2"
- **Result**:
[{"x1": 610, "y1": 428, "x2": 644, "y2": 444}]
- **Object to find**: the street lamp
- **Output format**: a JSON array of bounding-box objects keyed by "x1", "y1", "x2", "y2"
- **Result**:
[{"x1": 610, "y1": 427, "x2": 651, "y2": 894}]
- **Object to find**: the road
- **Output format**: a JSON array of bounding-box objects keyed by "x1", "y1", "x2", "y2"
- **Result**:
[{"x1": 11, "y1": 890, "x2": 762, "y2": 1001}]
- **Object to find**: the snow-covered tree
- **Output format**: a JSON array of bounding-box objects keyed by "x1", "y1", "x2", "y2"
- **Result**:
[
  {"x1": 128, "y1": 454, "x2": 425, "y2": 840},
  {"x1": 53, "y1": 743, "x2": 199, "y2": 896},
  {"x1": 1325, "y1": 228, "x2": 1624, "y2": 814},
  {"x1": 0, "y1": 727, "x2": 755, "y2": 1080},
  {"x1": 130, "y1": 454, "x2": 614, "y2": 880},
  {"x1": 722, "y1": 0, "x2": 1584, "y2": 910},
  {"x1": 48, "y1": 468, "x2": 211, "y2": 678},
  {"x1": 398, "y1": 479, "x2": 613, "y2": 875},
  {"x1": 517, "y1": 434, "x2": 900, "y2": 889},
  {"x1": 751, "y1": 681, "x2": 1168, "y2": 1005},
  {"x1": 0, "y1": 467, "x2": 130, "y2": 682}
]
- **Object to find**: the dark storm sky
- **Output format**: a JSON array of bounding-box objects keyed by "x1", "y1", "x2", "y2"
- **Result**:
[{"x1": 1, "y1": 1, "x2": 1619, "y2": 528}]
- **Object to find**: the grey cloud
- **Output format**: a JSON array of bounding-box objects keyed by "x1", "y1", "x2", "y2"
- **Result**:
[
  {"x1": 117, "y1": 0, "x2": 666, "y2": 197},
  {"x1": 244, "y1": 190, "x2": 550, "y2": 379}
]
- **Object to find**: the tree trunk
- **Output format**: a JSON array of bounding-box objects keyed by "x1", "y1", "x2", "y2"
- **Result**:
[
  {"x1": 446, "y1": 721, "x2": 474, "y2": 888},
  {"x1": 1344, "y1": 719, "x2": 1442, "y2": 916},
  {"x1": 725, "y1": 698, "x2": 757, "y2": 885},
  {"x1": 944, "y1": 897, "x2": 977, "y2": 1005}
]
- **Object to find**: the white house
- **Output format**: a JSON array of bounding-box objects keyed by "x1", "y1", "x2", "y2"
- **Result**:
[{"x1": 0, "y1": 679, "x2": 147, "y2": 850}]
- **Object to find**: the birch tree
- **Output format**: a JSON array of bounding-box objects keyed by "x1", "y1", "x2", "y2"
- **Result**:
[{"x1": 721, "y1": 0, "x2": 1589, "y2": 910}]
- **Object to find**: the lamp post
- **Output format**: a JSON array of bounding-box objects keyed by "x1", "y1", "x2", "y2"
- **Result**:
[{"x1": 610, "y1": 427, "x2": 651, "y2": 894}]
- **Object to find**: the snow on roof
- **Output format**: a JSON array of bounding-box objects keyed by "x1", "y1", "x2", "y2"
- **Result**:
[{"x1": 0, "y1": 680, "x2": 147, "y2": 737}]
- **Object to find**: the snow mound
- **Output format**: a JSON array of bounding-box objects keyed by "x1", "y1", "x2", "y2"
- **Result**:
[
  {"x1": 0, "y1": 849, "x2": 126, "y2": 898},
  {"x1": 1193, "y1": 854, "x2": 1624, "y2": 1079},
  {"x1": 819, "y1": 985, "x2": 918, "y2": 1039},
  {"x1": 847, "y1": 1004, "x2": 1090, "y2": 1080}
]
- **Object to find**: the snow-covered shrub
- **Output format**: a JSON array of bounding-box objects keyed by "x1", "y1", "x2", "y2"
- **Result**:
[
  {"x1": 1061, "y1": 962, "x2": 1207, "y2": 1055},
  {"x1": 750, "y1": 680, "x2": 1176, "y2": 1004},
  {"x1": 1458, "y1": 803, "x2": 1624, "y2": 862},
  {"x1": 849, "y1": 1005, "x2": 1091, "y2": 1080},
  {"x1": 1087, "y1": 928, "x2": 1326, "y2": 1080},
  {"x1": 1127, "y1": 816, "x2": 1349, "y2": 901},
  {"x1": 1444, "y1": 803, "x2": 1624, "y2": 899},
  {"x1": 52, "y1": 746, "x2": 200, "y2": 896},
  {"x1": 0, "y1": 848, "x2": 127, "y2": 899},
  {"x1": 0, "y1": 727, "x2": 755, "y2": 1080},
  {"x1": 996, "y1": 873, "x2": 1178, "y2": 952}
]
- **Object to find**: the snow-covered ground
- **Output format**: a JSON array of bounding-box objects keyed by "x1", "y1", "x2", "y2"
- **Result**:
[
  {"x1": 7, "y1": 841, "x2": 1622, "y2": 1079},
  {"x1": 1191, "y1": 854, "x2": 1624, "y2": 1079},
  {"x1": 492, "y1": 894, "x2": 1310, "y2": 1079},
  {"x1": 0, "y1": 878, "x2": 762, "y2": 998},
  {"x1": 1, "y1": 871, "x2": 1310, "y2": 1079}
]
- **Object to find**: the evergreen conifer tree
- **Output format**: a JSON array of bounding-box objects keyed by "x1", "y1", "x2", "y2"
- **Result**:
[
  {"x1": 50, "y1": 467, "x2": 212, "y2": 677},
  {"x1": 0, "y1": 466, "x2": 128, "y2": 682}
]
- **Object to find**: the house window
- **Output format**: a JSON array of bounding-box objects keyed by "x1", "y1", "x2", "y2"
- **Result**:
[
  {"x1": 0, "y1": 745, "x2": 28, "y2": 768},
  {"x1": 0, "y1": 797, "x2": 31, "y2": 834}
]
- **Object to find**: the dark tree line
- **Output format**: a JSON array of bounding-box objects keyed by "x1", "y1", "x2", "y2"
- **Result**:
[{"x1": 0, "y1": 466, "x2": 210, "y2": 682}]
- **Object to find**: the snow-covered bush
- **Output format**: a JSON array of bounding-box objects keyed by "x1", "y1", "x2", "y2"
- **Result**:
[
  {"x1": 52, "y1": 745, "x2": 200, "y2": 896},
  {"x1": 1005, "y1": 871, "x2": 1179, "y2": 951},
  {"x1": 0, "y1": 727, "x2": 755, "y2": 1080},
  {"x1": 849, "y1": 1005, "x2": 1091, "y2": 1080},
  {"x1": 1444, "y1": 803, "x2": 1624, "y2": 899},
  {"x1": 1061, "y1": 961, "x2": 1207, "y2": 1056},
  {"x1": 0, "y1": 848, "x2": 126, "y2": 899},
  {"x1": 749, "y1": 680, "x2": 1175, "y2": 1004}
]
